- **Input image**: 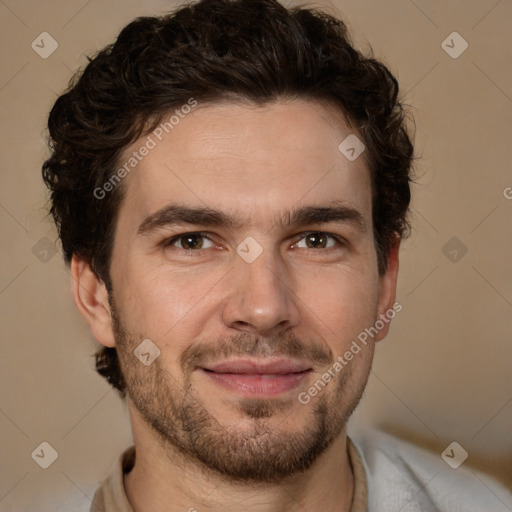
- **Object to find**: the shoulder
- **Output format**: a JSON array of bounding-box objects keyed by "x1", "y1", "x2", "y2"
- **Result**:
[
  {"x1": 91, "y1": 445, "x2": 136, "y2": 512},
  {"x1": 349, "y1": 428, "x2": 512, "y2": 512}
]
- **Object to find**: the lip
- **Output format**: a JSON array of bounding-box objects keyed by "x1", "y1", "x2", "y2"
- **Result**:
[
  {"x1": 201, "y1": 358, "x2": 312, "y2": 397},
  {"x1": 206, "y1": 358, "x2": 312, "y2": 374}
]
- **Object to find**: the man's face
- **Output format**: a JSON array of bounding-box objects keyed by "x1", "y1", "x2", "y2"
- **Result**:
[{"x1": 106, "y1": 99, "x2": 396, "y2": 482}]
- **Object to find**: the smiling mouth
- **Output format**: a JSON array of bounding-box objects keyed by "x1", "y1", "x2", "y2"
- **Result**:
[{"x1": 200, "y1": 359, "x2": 313, "y2": 397}]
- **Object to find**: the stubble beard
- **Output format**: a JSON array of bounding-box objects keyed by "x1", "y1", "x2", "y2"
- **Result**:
[{"x1": 111, "y1": 305, "x2": 370, "y2": 484}]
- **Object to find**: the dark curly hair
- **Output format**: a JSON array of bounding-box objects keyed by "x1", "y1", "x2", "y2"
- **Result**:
[{"x1": 42, "y1": 0, "x2": 414, "y2": 396}]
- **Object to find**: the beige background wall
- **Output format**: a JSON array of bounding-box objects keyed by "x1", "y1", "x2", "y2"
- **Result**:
[{"x1": 0, "y1": 0, "x2": 511, "y2": 510}]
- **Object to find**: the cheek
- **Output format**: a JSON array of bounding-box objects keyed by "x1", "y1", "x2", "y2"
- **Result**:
[
  {"x1": 113, "y1": 234, "x2": 381, "y2": 356},
  {"x1": 126, "y1": 274, "x2": 196, "y2": 329},
  {"x1": 302, "y1": 266, "x2": 380, "y2": 348},
  {"x1": 116, "y1": 262, "x2": 224, "y2": 352}
]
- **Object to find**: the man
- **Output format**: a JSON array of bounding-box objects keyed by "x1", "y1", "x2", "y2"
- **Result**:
[{"x1": 42, "y1": 0, "x2": 511, "y2": 511}]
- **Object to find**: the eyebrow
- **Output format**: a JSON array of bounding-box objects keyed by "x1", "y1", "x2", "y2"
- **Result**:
[{"x1": 136, "y1": 200, "x2": 367, "y2": 236}]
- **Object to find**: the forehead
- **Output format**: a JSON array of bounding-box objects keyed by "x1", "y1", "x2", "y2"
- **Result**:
[{"x1": 116, "y1": 99, "x2": 372, "y2": 234}]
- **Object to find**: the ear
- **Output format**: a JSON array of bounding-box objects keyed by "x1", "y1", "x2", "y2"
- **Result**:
[
  {"x1": 71, "y1": 255, "x2": 116, "y2": 348},
  {"x1": 374, "y1": 235, "x2": 400, "y2": 342}
]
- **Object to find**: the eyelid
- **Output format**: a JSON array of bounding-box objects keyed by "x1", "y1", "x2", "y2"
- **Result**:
[
  {"x1": 293, "y1": 231, "x2": 346, "y2": 248},
  {"x1": 164, "y1": 231, "x2": 215, "y2": 248}
]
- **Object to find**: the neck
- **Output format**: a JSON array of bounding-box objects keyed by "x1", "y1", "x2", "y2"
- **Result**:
[{"x1": 124, "y1": 409, "x2": 354, "y2": 512}]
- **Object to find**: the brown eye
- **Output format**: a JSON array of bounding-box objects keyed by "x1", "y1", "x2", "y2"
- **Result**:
[
  {"x1": 296, "y1": 232, "x2": 339, "y2": 250},
  {"x1": 167, "y1": 233, "x2": 214, "y2": 250},
  {"x1": 306, "y1": 232, "x2": 327, "y2": 249}
]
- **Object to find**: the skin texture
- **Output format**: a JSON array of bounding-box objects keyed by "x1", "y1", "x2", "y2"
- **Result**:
[{"x1": 72, "y1": 98, "x2": 399, "y2": 512}]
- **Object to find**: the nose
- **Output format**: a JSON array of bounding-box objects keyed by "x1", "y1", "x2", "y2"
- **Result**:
[{"x1": 222, "y1": 246, "x2": 301, "y2": 336}]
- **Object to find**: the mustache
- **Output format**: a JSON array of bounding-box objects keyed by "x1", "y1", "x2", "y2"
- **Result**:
[{"x1": 180, "y1": 331, "x2": 333, "y2": 375}]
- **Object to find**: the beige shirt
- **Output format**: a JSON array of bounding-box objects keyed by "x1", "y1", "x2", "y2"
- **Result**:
[{"x1": 90, "y1": 437, "x2": 368, "y2": 512}]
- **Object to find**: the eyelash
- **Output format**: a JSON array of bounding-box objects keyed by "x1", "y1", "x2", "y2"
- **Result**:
[{"x1": 164, "y1": 231, "x2": 346, "y2": 253}]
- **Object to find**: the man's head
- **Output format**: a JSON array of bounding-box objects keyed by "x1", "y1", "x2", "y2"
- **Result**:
[{"x1": 42, "y1": 0, "x2": 413, "y2": 484}]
